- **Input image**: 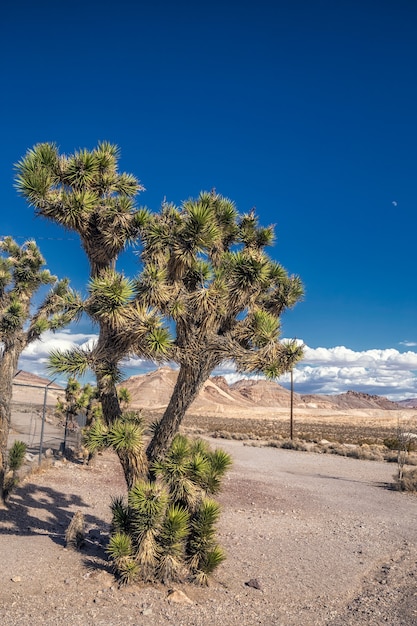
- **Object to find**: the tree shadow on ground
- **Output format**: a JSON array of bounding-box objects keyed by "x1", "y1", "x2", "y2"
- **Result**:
[{"x1": 0, "y1": 479, "x2": 110, "y2": 554}]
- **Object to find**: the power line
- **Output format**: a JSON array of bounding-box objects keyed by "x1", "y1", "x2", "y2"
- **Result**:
[{"x1": 0, "y1": 234, "x2": 76, "y2": 242}]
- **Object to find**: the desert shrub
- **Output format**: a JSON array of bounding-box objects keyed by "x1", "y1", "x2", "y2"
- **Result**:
[
  {"x1": 280, "y1": 439, "x2": 308, "y2": 451},
  {"x1": 326, "y1": 443, "x2": 347, "y2": 456},
  {"x1": 384, "y1": 437, "x2": 400, "y2": 450},
  {"x1": 107, "y1": 434, "x2": 231, "y2": 586},
  {"x1": 395, "y1": 467, "x2": 417, "y2": 492}
]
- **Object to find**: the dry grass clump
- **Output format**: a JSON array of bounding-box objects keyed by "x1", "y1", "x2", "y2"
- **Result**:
[
  {"x1": 210, "y1": 430, "x2": 259, "y2": 441},
  {"x1": 395, "y1": 467, "x2": 417, "y2": 492},
  {"x1": 255, "y1": 438, "x2": 411, "y2": 465},
  {"x1": 280, "y1": 439, "x2": 310, "y2": 452}
]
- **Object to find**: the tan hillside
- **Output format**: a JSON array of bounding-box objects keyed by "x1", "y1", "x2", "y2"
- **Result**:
[
  {"x1": 120, "y1": 367, "x2": 178, "y2": 409},
  {"x1": 230, "y1": 378, "x2": 300, "y2": 407},
  {"x1": 120, "y1": 367, "x2": 403, "y2": 415},
  {"x1": 122, "y1": 368, "x2": 301, "y2": 412},
  {"x1": 12, "y1": 370, "x2": 64, "y2": 406}
]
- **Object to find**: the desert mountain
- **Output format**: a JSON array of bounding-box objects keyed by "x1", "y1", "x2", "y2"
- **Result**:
[
  {"x1": 325, "y1": 390, "x2": 400, "y2": 410},
  {"x1": 120, "y1": 367, "x2": 403, "y2": 412},
  {"x1": 12, "y1": 370, "x2": 64, "y2": 406},
  {"x1": 14, "y1": 370, "x2": 63, "y2": 388},
  {"x1": 397, "y1": 398, "x2": 417, "y2": 409}
]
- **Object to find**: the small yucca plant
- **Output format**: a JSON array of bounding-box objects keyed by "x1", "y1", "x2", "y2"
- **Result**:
[
  {"x1": 3, "y1": 440, "x2": 28, "y2": 500},
  {"x1": 107, "y1": 532, "x2": 139, "y2": 585},
  {"x1": 110, "y1": 496, "x2": 131, "y2": 534},
  {"x1": 193, "y1": 545, "x2": 226, "y2": 586},
  {"x1": 107, "y1": 435, "x2": 231, "y2": 586},
  {"x1": 7, "y1": 440, "x2": 27, "y2": 472}
]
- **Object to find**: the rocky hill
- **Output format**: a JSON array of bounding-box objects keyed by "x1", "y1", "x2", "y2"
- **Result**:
[
  {"x1": 12, "y1": 370, "x2": 64, "y2": 406},
  {"x1": 120, "y1": 367, "x2": 403, "y2": 412},
  {"x1": 397, "y1": 398, "x2": 417, "y2": 409},
  {"x1": 326, "y1": 390, "x2": 401, "y2": 410}
]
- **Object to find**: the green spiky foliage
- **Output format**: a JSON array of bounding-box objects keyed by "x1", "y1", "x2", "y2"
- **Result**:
[
  {"x1": 0, "y1": 236, "x2": 80, "y2": 503},
  {"x1": 15, "y1": 143, "x2": 172, "y2": 490},
  {"x1": 2, "y1": 439, "x2": 28, "y2": 501},
  {"x1": 142, "y1": 193, "x2": 304, "y2": 462},
  {"x1": 7, "y1": 440, "x2": 27, "y2": 472},
  {"x1": 187, "y1": 498, "x2": 223, "y2": 580},
  {"x1": 83, "y1": 414, "x2": 147, "y2": 485},
  {"x1": 118, "y1": 387, "x2": 131, "y2": 409},
  {"x1": 152, "y1": 434, "x2": 233, "y2": 510},
  {"x1": 108, "y1": 435, "x2": 230, "y2": 585},
  {"x1": 107, "y1": 532, "x2": 139, "y2": 585}
]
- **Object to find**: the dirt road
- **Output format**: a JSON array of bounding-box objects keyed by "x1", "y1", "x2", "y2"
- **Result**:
[{"x1": 1, "y1": 440, "x2": 417, "y2": 625}]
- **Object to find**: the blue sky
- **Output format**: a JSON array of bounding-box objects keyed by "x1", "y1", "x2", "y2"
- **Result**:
[{"x1": 1, "y1": 0, "x2": 416, "y2": 399}]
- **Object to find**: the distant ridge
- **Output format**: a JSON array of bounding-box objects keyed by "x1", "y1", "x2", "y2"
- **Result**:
[
  {"x1": 13, "y1": 370, "x2": 63, "y2": 389},
  {"x1": 12, "y1": 370, "x2": 64, "y2": 406},
  {"x1": 397, "y1": 398, "x2": 417, "y2": 409},
  {"x1": 120, "y1": 367, "x2": 403, "y2": 412}
]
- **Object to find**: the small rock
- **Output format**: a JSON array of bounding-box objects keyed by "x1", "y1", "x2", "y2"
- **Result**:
[
  {"x1": 245, "y1": 578, "x2": 262, "y2": 590},
  {"x1": 11, "y1": 576, "x2": 22, "y2": 583},
  {"x1": 142, "y1": 608, "x2": 153, "y2": 616},
  {"x1": 167, "y1": 589, "x2": 193, "y2": 605},
  {"x1": 44, "y1": 448, "x2": 53, "y2": 458}
]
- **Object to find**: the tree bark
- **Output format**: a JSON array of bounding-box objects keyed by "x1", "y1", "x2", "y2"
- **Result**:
[
  {"x1": 0, "y1": 344, "x2": 20, "y2": 504},
  {"x1": 146, "y1": 360, "x2": 214, "y2": 464}
]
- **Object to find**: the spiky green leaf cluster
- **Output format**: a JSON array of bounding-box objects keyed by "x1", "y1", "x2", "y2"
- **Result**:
[
  {"x1": 0, "y1": 237, "x2": 79, "y2": 357},
  {"x1": 83, "y1": 415, "x2": 144, "y2": 455},
  {"x1": 7, "y1": 440, "x2": 27, "y2": 472},
  {"x1": 153, "y1": 434, "x2": 232, "y2": 510},
  {"x1": 107, "y1": 435, "x2": 230, "y2": 585},
  {"x1": 137, "y1": 191, "x2": 304, "y2": 381},
  {"x1": 15, "y1": 142, "x2": 147, "y2": 275}
]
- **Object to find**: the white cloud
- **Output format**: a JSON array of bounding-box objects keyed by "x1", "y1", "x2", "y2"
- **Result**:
[
  {"x1": 215, "y1": 342, "x2": 417, "y2": 400},
  {"x1": 21, "y1": 330, "x2": 98, "y2": 361},
  {"x1": 17, "y1": 331, "x2": 417, "y2": 401}
]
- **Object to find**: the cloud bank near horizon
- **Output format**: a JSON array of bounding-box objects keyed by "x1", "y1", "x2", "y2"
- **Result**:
[{"x1": 18, "y1": 331, "x2": 417, "y2": 400}]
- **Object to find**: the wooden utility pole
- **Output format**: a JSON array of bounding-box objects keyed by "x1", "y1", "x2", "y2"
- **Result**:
[{"x1": 290, "y1": 368, "x2": 294, "y2": 440}]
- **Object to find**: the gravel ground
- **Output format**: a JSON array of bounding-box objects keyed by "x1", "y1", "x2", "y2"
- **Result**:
[{"x1": 1, "y1": 440, "x2": 417, "y2": 625}]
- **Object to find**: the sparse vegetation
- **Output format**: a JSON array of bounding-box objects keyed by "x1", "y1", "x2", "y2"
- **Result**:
[
  {"x1": 392, "y1": 415, "x2": 417, "y2": 490},
  {"x1": 396, "y1": 467, "x2": 417, "y2": 492}
]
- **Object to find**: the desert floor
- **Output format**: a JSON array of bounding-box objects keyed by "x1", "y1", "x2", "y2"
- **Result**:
[{"x1": 1, "y1": 418, "x2": 417, "y2": 625}]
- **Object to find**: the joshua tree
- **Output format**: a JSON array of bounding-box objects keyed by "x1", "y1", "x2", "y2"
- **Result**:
[
  {"x1": 139, "y1": 192, "x2": 304, "y2": 461},
  {"x1": 16, "y1": 143, "x2": 303, "y2": 483},
  {"x1": 15, "y1": 143, "x2": 171, "y2": 489},
  {"x1": 118, "y1": 387, "x2": 131, "y2": 410},
  {"x1": 0, "y1": 236, "x2": 79, "y2": 503}
]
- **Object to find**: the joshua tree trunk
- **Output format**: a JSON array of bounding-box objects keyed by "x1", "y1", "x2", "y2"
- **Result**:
[
  {"x1": 0, "y1": 343, "x2": 21, "y2": 504},
  {"x1": 146, "y1": 360, "x2": 215, "y2": 463}
]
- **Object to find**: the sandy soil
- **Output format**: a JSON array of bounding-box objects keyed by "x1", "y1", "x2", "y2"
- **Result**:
[{"x1": 1, "y1": 438, "x2": 417, "y2": 625}]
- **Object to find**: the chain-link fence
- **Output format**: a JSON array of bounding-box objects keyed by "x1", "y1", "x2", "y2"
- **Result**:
[{"x1": 10, "y1": 381, "x2": 85, "y2": 464}]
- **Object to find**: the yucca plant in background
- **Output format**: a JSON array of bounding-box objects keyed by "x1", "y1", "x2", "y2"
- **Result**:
[
  {"x1": 3, "y1": 440, "x2": 28, "y2": 501},
  {"x1": 107, "y1": 434, "x2": 231, "y2": 586}
]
